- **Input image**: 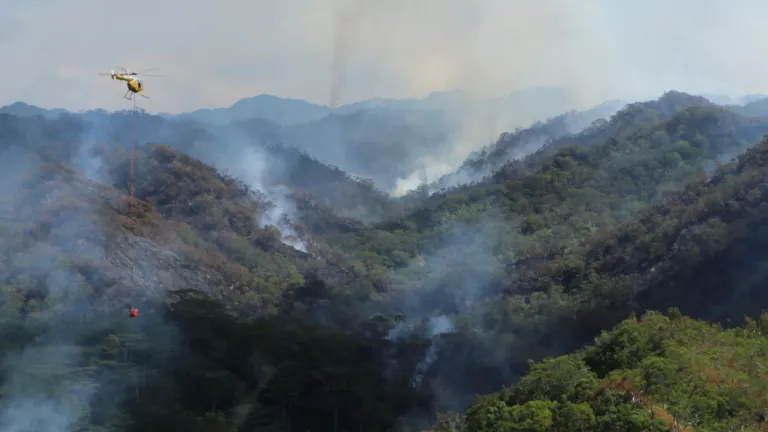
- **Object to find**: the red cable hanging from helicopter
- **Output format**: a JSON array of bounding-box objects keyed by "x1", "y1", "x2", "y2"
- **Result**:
[
  {"x1": 98, "y1": 66, "x2": 163, "y2": 318},
  {"x1": 129, "y1": 95, "x2": 138, "y2": 319}
]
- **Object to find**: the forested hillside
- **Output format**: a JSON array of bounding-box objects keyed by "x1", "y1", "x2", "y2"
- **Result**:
[
  {"x1": 4, "y1": 90, "x2": 768, "y2": 430},
  {"x1": 0, "y1": 112, "x2": 419, "y2": 431},
  {"x1": 432, "y1": 310, "x2": 768, "y2": 431},
  {"x1": 434, "y1": 99, "x2": 627, "y2": 189},
  {"x1": 331, "y1": 93, "x2": 768, "y2": 277}
]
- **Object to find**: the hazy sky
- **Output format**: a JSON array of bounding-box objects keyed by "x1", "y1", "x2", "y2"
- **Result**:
[{"x1": 3, "y1": 0, "x2": 768, "y2": 113}]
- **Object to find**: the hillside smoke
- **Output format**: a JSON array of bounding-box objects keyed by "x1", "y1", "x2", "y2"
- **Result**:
[
  {"x1": 203, "y1": 137, "x2": 309, "y2": 253},
  {"x1": 0, "y1": 137, "x2": 181, "y2": 431}
]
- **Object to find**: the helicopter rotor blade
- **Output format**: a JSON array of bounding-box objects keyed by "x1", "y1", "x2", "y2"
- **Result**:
[{"x1": 137, "y1": 67, "x2": 159, "y2": 74}]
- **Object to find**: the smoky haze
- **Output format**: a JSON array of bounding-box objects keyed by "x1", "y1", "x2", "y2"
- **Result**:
[
  {"x1": 0, "y1": 125, "x2": 185, "y2": 430},
  {"x1": 2, "y1": 0, "x2": 768, "y2": 112}
]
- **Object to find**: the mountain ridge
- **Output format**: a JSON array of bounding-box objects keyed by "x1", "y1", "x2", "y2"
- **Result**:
[
  {"x1": 0, "y1": 88, "x2": 603, "y2": 197},
  {"x1": 1, "y1": 86, "x2": 587, "y2": 127}
]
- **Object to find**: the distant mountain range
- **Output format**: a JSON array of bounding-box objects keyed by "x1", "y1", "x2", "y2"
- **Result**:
[
  {"x1": 4, "y1": 87, "x2": 764, "y2": 128},
  {"x1": 3, "y1": 88, "x2": 767, "y2": 196},
  {"x1": 167, "y1": 86, "x2": 593, "y2": 133},
  {"x1": 0, "y1": 87, "x2": 589, "y2": 192},
  {"x1": 1, "y1": 86, "x2": 579, "y2": 126}
]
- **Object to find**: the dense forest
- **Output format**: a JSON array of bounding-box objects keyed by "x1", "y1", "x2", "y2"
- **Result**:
[
  {"x1": 3, "y1": 89, "x2": 768, "y2": 430},
  {"x1": 432, "y1": 310, "x2": 768, "y2": 431}
]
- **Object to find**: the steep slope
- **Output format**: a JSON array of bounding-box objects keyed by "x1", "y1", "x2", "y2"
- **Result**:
[
  {"x1": 0, "y1": 155, "x2": 263, "y2": 307},
  {"x1": 467, "y1": 135, "x2": 768, "y2": 363},
  {"x1": 332, "y1": 98, "x2": 768, "y2": 277},
  {"x1": 260, "y1": 144, "x2": 401, "y2": 221},
  {"x1": 433, "y1": 99, "x2": 627, "y2": 189},
  {"x1": 415, "y1": 91, "x2": 707, "y2": 203},
  {"x1": 487, "y1": 91, "x2": 715, "y2": 185},
  {"x1": 551, "y1": 135, "x2": 768, "y2": 328},
  {"x1": 0, "y1": 113, "x2": 382, "y2": 310}
]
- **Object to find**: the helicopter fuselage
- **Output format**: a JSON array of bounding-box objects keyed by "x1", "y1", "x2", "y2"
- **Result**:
[{"x1": 113, "y1": 74, "x2": 143, "y2": 93}]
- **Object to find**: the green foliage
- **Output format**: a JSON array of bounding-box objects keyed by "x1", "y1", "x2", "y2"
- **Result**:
[
  {"x1": 175, "y1": 223, "x2": 203, "y2": 248},
  {"x1": 514, "y1": 356, "x2": 598, "y2": 403},
  {"x1": 329, "y1": 103, "x2": 768, "y2": 291},
  {"x1": 0, "y1": 288, "x2": 428, "y2": 431},
  {"x1": 462, "y1": 310, "x2": 768, "y2": 431}
]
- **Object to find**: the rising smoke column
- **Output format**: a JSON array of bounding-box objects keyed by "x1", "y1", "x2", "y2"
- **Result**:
[{"x1": 329, "y1": 0, "x2": 365, "y2": 108}]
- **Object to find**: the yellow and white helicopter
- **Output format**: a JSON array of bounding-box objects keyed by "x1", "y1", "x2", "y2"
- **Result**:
[{"x1": 98, "y1": 67, "x2": 163, "y2": 100}]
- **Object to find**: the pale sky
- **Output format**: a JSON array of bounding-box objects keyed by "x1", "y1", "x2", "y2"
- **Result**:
[{"x1": 2, "y1": 0, "x2": 768, "y2": 113}]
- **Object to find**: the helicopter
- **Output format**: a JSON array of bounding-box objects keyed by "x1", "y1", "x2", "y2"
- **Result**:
[{"x1": 98, "y1": 67, "x2": 163, "y2": 100}]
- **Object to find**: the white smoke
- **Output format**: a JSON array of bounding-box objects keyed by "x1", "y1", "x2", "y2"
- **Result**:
[
  {"x1": 0, "y1": 345, "x2": 96, "y2": 432},
  {"x1": 386, "y1": 315, "x2": 457, "y2": 388},
  {"x1": 222, "y1": 145, "x2": 308, "y2": 253}
]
